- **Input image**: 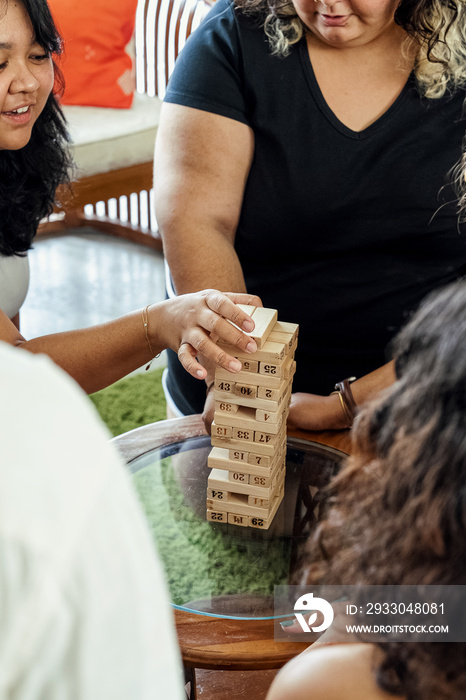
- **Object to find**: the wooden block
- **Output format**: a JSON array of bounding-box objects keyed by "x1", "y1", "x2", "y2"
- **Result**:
[
  {"x1": 268, "y1": 335, "x2": 297, "y2": 360},
  {"x1": 256, "y1": 387, "x2": 291, "y2": 424},
  {"x1": 268, "y1": 330, "x2": 295, "y2": 354},
  {"x1": 213, "y1": 378, "x2": 291, "y2": 411},
  {"x1": 207, "y1": 486, "x2": 231, "y2": 502},
  {"x1": 246, "y1": 476, "x2": 284, "y2": 508},
  {"x1": 236, "y1": 304, "x2": 256, "y2": 316},
  {"x1": 232, "y1": 383, "x2": 257, "y2": 399},
  {"x1": 207, "y1": 491, "x2": 271, "y2": 518},
  {"x1": 232, "y1": 426, "x2": 255, "y2": 442},
  {"x1": 255, "y1": 407, "x2": 281, "y2": 424},
  {"x1": 211, "y1": 433, "x2": 279, "y2": 457},
  {"x1": 248, "y1": 495, "x2": 269, "y2": 508},
  {"x1": 248, "y1": 489, "x2": 285, "y2": 530},
  {"x1": 248, "y1": 455, "x2": 285, "y2": 488},
  {"x1": 247, "y1": 307, "x2": 278, "y2": 348},
  {"x1": 272, "y1": 320, "x2": 299, "y2": 338},
  {"x1": 211, "y1": 422, "x2": 233, "y2": 439},
  {"x1": 248, "y1": 514, "x2": 268, "y2": 529},
  {"x1": 206, "y1": 509, "x2": 227, "y2": 523},
  {"x1": 228, "y1": 449, "x2": 249, "y2": 462},
  {"x1": 240, "y1": 358, "x2": 259, "y2": 373},
  {"x1": 218, "y1": 340, "x2": 286, "y2": 363},
  {"x1": 272, "y1": 466, "x2": 286, "y2": 490},
  {"x1": 253, "y1": 429, "x2": 280, "y2": 445},
  {"x1": 216, "y1": 366, "x2": 283, "y2": 388},
  {"x1": 214, "y1": 378, "x2": 235, "y2": 394},
  {"x1": 228, "y1": 470, "x2": 249, "y2": 485},
  {"x1": 208, "y1": 446, "x2": 285, "y2": 476},
  {"x1": 257, "y1": 384, "x2": 285, "y2": 401},
  {"x1": 228, "y1": 512, "x2": 248, "y2": 527},
  {"x1": 208, "y1": 466, "x2": 281, "y2": 498},
  {"x1": 249, "y1": 472, "x2": 273, "y2": 488},
  {"x1": 214, "y1": 400, "x2": 239, "y2": 414},
  {"x1": 247, "y1": 452, "x2": 271, "y2": 468},
  {"x1": 214, "y1": 406, "x2": 284, "y2": 436},
  {"x1": 258, "y1": 355, "x2": 293, "y2": 379}
]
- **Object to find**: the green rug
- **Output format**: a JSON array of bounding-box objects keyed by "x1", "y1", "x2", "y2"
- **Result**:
[
  {"x1": 89, "y1": 367, "x2": 166, "y2": 437},
  {"x1": 89, "y1": 367, "x2": 290, "y2": 605}
]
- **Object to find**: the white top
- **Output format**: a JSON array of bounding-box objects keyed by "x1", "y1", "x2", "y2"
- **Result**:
[
  {"x1": 0, "y1": 343, "x2": 184, "y2": 700},
  {"x1": 0, "y1": 254, "x2": 29, "y2": 318}
]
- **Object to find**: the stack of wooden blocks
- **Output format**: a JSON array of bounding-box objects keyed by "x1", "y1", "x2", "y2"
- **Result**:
[{"x1": 206, "y1": 305, "x2": 299, "y2": 529}]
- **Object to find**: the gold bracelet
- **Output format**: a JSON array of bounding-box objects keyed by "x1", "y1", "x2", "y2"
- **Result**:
[
  {"x1": 330, "y1": 390, "x2": 353, "y2": 428},
  {"x1": 142, "y1": 305, "x2": 155, "y2": 369}
]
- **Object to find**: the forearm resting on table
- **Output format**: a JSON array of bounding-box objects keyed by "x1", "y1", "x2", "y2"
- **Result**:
[{"x1": 289, "y1": 361, "x2": 396, "y2": 432}]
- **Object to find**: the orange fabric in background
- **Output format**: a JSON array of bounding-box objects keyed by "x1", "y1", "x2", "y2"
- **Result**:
[{"x1": 48, "y1": 0, "x2": 138, "y2": 108}]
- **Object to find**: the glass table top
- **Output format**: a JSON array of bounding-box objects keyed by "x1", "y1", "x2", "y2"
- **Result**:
[{"x1": 129, "y1": 435, "x2": 345, "y2": 619}]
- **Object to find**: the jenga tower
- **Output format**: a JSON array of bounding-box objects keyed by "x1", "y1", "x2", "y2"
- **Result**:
[{"x1": 206, "y1": 305, "x2": 298, "y2": 529}]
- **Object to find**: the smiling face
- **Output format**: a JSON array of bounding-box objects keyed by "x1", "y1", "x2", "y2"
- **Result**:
[
  {"x1": 294, "y1": 0, "x2": 402, "y2": 48},
  {"x1": 0, "y1": 1, "x2": 54, "y2": 150}
]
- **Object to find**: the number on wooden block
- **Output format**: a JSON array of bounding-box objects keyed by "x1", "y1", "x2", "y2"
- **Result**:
[
  {"x1": 229, "y1": 471, "x2": 249, "y2": 484},
  {"x1": 254, "y1": 431, "x2": 274, "y2": 444},
  {"x1": 212, "y1": 424, "x2": 233, "y2": 438},
  {"x1": 260, "y1": 363, "x2": 278, "y2": 376},
  {"x1": 207, "y1": 510, "x2": 227, "y2": 523},
  {"x1": 248, "y1": 453, "x2": 270, "y2": 467},
  {"x1": 228, "y1": 513, "x2": 248, "y2": 527},
  {"x1": 242, "y1": 359, "x2": 259, "y2": 373},
  {"x1": 233, "y1": 383, "x2": 257, "y2": 398},
  {"x1": 229, "y1": 450, "x2": 249, "y2": 462},
  {"x1": 234, "y1": 428, "x2": 254, "y2": 442},
  {"x1": 249, "y1": 516, "x2": 266, "y2": 528},
  {"x1": 216, "y1": 401, "x2": 238, "y2": 413},
  {"x1": 258, "y1": 386, "x2": 278, "y2": 400},
  {"x1": 207, "y1": 488, "x2": 229, "y2": 501},
  {"x1": 248, "y1": 495, "x2": 268, "y2": 507},
  {"x1": 215, "y1": 379, "x2": 234, "y2": 393}
]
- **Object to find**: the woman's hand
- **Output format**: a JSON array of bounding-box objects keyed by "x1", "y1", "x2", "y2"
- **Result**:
[
  {"x1": 201, "y1": 383, "x2": 216, "y2": 434},
  {"x1": 152, "y1": 290, "x2": 261, "y2": 379},
  {"x1": 287, "y1": 392, "x2": 350, "y2": 432}
]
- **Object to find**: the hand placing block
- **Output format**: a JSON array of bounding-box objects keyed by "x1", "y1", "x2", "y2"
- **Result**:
[{"x1": 206, "y1": 307, "x2": 298, "y2": 529}]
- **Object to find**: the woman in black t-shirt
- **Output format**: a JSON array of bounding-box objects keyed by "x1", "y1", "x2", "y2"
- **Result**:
[{"x1": 154, "y1": 0, "x2": 466, "y2": 430}]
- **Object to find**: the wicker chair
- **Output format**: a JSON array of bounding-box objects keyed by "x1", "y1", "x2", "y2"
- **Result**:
[{"x1": 39, "y1": 0, "x2": 212, "y2": 251}]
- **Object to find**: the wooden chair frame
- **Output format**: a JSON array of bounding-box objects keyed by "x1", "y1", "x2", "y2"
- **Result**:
[{"x1": 39, "y1": 0, "x2": 213, "y2": 252}]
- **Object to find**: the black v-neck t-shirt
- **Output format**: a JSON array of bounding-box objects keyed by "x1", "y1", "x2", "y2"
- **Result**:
[{"x1": 164, "y1": 0, "x2": 466, "y2": 413}]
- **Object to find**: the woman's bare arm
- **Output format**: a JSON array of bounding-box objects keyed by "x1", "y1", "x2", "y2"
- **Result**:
[
  {"x1": 154, "y1": 103, "x2": 254, "y2": 294},
  {"x1": 0, "y1": 291, "x2": 261, "y2": 394},
  {"x1": 154, "y1": 103, "x2": 256, "y2": 423},
  {"x1": 288, "y1": 361, "x2": 397, "y2": 431}
]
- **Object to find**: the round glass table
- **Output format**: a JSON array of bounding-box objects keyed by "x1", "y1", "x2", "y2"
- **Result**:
[{"x1": 113, "y1": 416, "x2": 351, "y2": 675}]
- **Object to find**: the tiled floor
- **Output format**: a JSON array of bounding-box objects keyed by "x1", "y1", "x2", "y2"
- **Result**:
[{"x1": 21, "y1": 228, "x2": 168, "y2": 371}]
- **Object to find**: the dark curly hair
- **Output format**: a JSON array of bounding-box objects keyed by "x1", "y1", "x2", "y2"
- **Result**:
[
  {"x1": 0, "y1": 0, "x2": 72, "y2": 257},
  {"x1": 301, "y1": 280, "x2": 466, "y2": 700}
]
